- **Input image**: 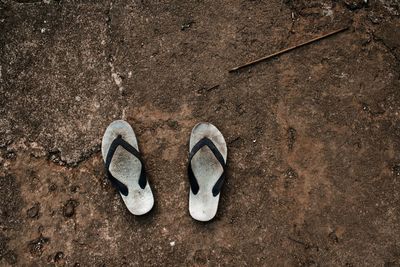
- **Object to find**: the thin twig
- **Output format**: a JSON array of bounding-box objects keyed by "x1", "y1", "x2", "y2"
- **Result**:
[
  {"x1": 229, "y1": 26, "x2": 349, "y2": 72},
  {"x1": 206, "y1": 84, "x2": 220, "y2": 92}
]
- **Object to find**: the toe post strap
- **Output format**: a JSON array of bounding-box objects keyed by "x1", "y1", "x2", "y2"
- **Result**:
[
  {"x1": 105, "y1": 135, "x2": 147, "y2": 196},
  {"x1": 188, "y1": 137, "x2": 226, "y2": 197}
]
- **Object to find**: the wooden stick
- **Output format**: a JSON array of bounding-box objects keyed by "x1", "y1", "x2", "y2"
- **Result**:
[{"x1": 229, "y1": 26, "x2": 349, "y2": 72}]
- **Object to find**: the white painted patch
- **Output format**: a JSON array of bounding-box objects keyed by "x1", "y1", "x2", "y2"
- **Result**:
[
  {"x1": 109, "y1": 62, "x2": 124, "y2": 93},
  {"x1": 322, "y1": 4, "x2": 334, "y2": 17},
  {"x1": 111, "y1": 73, "x2": 122, "y2": 86}
]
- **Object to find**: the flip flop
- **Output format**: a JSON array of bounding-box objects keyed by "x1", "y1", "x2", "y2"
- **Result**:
[
  {"x1": 101, "y1": 120, "x2": 154, "y2": 215},
  {"x1": 188, "y1": 122, "x2": 228, "y2": 221}
]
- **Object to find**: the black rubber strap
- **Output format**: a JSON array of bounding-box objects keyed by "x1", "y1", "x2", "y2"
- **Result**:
[
  {"x1": 105, "y1": 135, "x2": 147, "y2": 196},
  {"x1": 188, "y1": 137, "x2": 226, "y2": 197}
]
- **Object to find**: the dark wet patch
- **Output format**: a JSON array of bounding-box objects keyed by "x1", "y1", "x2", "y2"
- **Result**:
[{"x1": 284, "y1": 167, "x2": 298, "y2": 188}]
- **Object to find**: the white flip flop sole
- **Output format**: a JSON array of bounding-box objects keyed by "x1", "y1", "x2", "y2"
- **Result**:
[
  {"x1": 188, "y1": 122, "x2": 227, "y2": 221},
  {"x1": 102, "y1": 120, "x2": 154, "y2": 215}
]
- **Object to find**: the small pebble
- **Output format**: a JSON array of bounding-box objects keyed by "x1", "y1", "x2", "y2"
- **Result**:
[
  {"x1": 328, "y1": 231, "x2": 339, "y2": 243},
  {"x1": 63, "y1": 200, "x2": 77, "y2": 218},
  {"x1": 27, "y1": 204, "x2": 40, "y2": 219},
  {"x1": 70, "y1": 185, "x2": 79, "y2": 193},
  {"x1": 54, "y1": 251, "x2": 64, "y2": 262},
  {"x1": 48, "y1": 183, "x2": 57, "y2": 192},
  {"x1": 6, "y1": 151, "x2": 16, "y2": 159},
  {"x1": 170, "y1": 241, "x2": 175, "y2": 247},
  {"x1": 166, "y1": 120, "x2": 179, "y2": 129},
  {"x1": 28, "y1": 235, "x2": 49, "y2": 257},
  {"x1": 392, "y1": 164, "x2": 400, "y2": 176},
  {"x1": 285, "y1": 168, "x2": 298, "y2": 179}
]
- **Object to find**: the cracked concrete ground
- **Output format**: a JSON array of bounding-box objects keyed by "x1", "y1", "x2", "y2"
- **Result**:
[{"x1": 1, "y1": 0, "x2": 400, "y2": 266}]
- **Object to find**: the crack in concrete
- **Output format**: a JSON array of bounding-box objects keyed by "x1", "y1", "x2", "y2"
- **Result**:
[
  {"x1": 46, "y1": 145, "x2": 101, "y2": 167},
  {"x1": 104, "y1": 1, "x2": 128, "y2": 122},
  {"x1": 105, "y1": 2, "x2": 124, "y2": 94},
  {"x1": 2, "y1": 141, "x2": 101, "y2": 168}
]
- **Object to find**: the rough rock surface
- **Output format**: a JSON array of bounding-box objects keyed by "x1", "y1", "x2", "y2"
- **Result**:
[{"x1": 0, "y1": 0, "x2": 400, "y2": 265}]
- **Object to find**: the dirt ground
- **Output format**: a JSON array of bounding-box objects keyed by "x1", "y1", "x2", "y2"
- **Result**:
[{"x1": 1, "y1": 0, "x2": 400, "y2": 266}]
